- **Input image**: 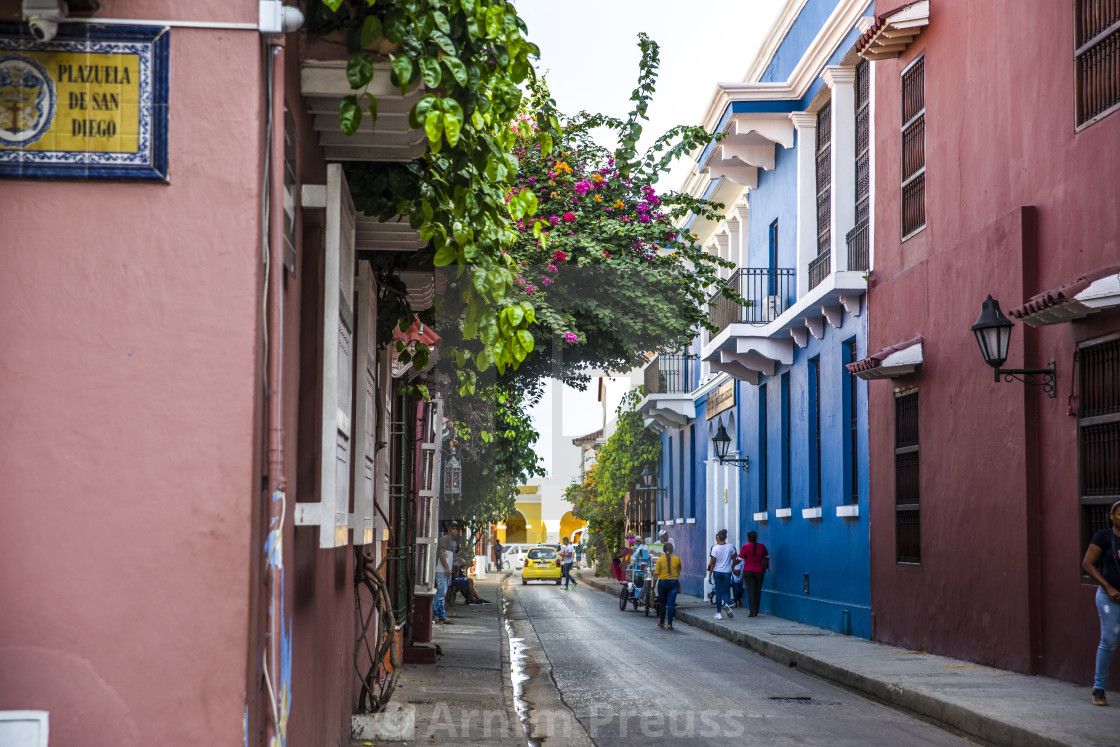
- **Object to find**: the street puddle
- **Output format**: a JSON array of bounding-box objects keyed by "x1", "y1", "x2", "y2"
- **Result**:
[{"x1": 503, "y1": 593, "x2": 541, "y2": 747}]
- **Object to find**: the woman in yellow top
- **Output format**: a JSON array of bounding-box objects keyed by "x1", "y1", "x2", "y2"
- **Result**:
[{"x1": 655, "y1": 543, "x2": 682, "y2": 630}]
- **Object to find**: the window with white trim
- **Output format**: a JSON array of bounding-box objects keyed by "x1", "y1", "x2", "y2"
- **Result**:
[{"x1": 901, "y1": 56, "x2": 926, "y2": 239}]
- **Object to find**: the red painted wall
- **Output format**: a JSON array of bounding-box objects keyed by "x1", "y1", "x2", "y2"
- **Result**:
[
  {"x1": 0, "y1": 10, "x2": 263, "y2": 747},
  {"x1": 867, "y1": 0, "x2": 1120, "y2": 683}
]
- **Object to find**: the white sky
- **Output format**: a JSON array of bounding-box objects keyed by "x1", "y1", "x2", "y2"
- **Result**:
[{"x1": 516, "y1": 2, "x2": 783, "y2": 479}]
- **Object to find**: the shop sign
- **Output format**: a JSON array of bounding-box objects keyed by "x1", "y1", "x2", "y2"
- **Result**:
[
  {"x1": 0, "y1": 23, "x2": 169, "y2": 181},
  {"x1": 706, "y1": 378, "x2": 736, "y2": 419}
]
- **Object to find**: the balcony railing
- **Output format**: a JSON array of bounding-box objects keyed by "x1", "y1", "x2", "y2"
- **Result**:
[
  {"x1": 808, "y1": 251, "x2": 831, "y2": 290},
  {"x1": 708, "y1": 268, "x2": 797, "y2": 333},
  {"x1": 847, "y1": 218, "x2": 869, "y2": 272},
  {"x1": 644, "y1": 352, "x2": 698, "y2": 395}
]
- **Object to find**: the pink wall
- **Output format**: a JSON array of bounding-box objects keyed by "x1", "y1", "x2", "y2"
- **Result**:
[
  {"x1": 0, "y1": 11, "x2": 265, "y2": 745},
  {"x1": 867, "y1": 0, "x2": 1120, "y2": 682}
]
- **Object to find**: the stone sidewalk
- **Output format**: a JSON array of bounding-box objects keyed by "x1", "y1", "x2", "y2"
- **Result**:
[
  {"x1": 577, "y1": 569, "x2": 1120, "y2": 747},
  {"x1": 350, "y1": 575, "x2": 525, "y2": 747}
]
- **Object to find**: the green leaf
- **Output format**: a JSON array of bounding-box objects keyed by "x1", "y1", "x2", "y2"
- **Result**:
[
  {"x1": 539, "y1": 132, "x2": 553, "y2": 157},
  {"x1": 410, "y1": 94, "x2": 438, "y2": 129},
  {"x1": 475, "y1": 349, "x2": 492, "y2": 371},
  {"x1": 364, "y1": 93, "x2": 378, "y2": 131},
  {"x1": 521, "y1": 302, "x2": 536, "y2": 325},
  {"x1": 390, "y1": 54, "x2": 414, "y2": 93},
  {"x1": 424, "y1": 111, "x2": 444, "y2": 144},
  {"x1": 431, "y1": 10, "x2": 451, "y2": 34},
  {"x1": 516, "y1": 329, "x2": 535, "y2": 354},
  {"x1": 443, "y1": 103, "x2": 463, "y2": 147},
  {"x1": 485, "y1": 5, "x2": 503, "y2": 37},
  {"x1": 323, "y1": 0, "x2": 344, "y2": 10},
  {"x1": 384, "y1": 9, "x2": 408, "y2": 44},
  {"x1": 339, "y1": 95, "x2": 362, "y2": 135},
  {"x1": 433, "y1": 244, "x2": 457, "y2": 266},
  {"x1": 360, "y1": 16, "x2": 383, "y2": 48},
  {"x1": 442, "y1": 56, "x2": 468, "y2": 87},
  {"x1": 463, "y1": 243, "x2": 480, "y2": 260},
  {"x1": 523, "y1": 190, "x2": 538, "y2": 215},
  {"x1": 347, "y1": 52, "x2": 374, "y2": 89},
  {"x1": 419, "y1": 56, "x2": 442, "y2": 87},
  {"x1": 428, "y1": 29, "x2": 456, "y2": 55}
]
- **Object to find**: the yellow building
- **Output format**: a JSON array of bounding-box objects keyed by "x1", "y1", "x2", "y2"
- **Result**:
[{"x1": 498, "y1": 485, "x2": 545, "y2": 544}]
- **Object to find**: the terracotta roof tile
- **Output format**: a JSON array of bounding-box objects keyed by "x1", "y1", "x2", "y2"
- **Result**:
[
  {"x1": 846, "y1": 335, "x2": 923, "y2": 374},
  {"x1": 1009, "y1": 264, "x2": 1120, "y2": 320}
]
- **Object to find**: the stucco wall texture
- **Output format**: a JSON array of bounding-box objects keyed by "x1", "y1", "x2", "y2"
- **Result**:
[
  {"x1": 0, "y1": 16, "x2": 264, "y2": 746},
  {"x1": 867, "y1": 0, "x2": 1120, "y2": 685}
]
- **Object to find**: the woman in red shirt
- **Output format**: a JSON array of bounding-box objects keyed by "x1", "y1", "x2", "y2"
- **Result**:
[{"x1": 738, "y1": 531, "x2": 769, "y2": 618}]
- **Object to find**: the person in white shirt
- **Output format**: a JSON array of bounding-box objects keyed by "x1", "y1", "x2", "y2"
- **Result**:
[
  {"x1": 706, "y1": 529, "x2": 737, "y2": 620},
  {"x1": 559, "y1": 537, "x2": 578, "y2": 589}
]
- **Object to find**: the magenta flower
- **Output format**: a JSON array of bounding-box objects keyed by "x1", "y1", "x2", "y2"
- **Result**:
[
  {"x1": 574, "y1": 180, "x2": 592, "y2": 194},
  {"x1": 526, "y1": 285, "x2": 536, "y2": 295},
  {"x1": 563, "y1": 212, "x2": 576, "y2": 222},
  {"x1": 564, "y1": 333, "x2": 580, "y2": 344},
  {"x1": 553, "y1": 250, "x2": 567, "y2": 264}
]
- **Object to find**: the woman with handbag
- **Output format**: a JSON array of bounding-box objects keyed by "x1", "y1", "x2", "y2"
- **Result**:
[
  {"x1": 738, "y1": 530, "x2": 769, "y2": 618},
  {"x1": 1082, "y1": 500, "x2": 1120, "y2": 706}
]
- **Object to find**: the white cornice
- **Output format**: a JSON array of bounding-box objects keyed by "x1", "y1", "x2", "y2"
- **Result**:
[
  {"x1": 699, "y1": 0, "x2": 872, "y2": 134},
  {"x1": 742, "y1": 0, "x2": 812, "y2": 84}
]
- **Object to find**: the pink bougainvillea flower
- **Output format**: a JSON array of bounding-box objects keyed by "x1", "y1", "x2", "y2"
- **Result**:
[
  {"x1": 574, "y1": 180, "x2": 592, "y2": 194},
  {"x1": 562, "y1": 212, "x2": 576, "y2": 222},
  {"x1": 564, "y1": 333, "x2": 579, "y2": 344},
  {"x1": 548, "y1": 215, "x2": 560, "y2": 226},
  {"x1": 526, "y1": 285, "x2": 536, "y2": 295},
  {"x1": 541, "y1": 276, "x2": 553, "y2": 286},
  {"x1": 547, "y1": 263, "x2": 558, "y2": 273},
  {"x1": 553, "y1": 250, "x2": 567, "y2": 263},
  {"x1": 603, "y1": 251, "x2": 611, "y2": 259}
]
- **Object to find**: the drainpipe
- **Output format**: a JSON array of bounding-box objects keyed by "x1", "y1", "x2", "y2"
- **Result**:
[{"x1": 263, "y1": 34, "x2": 287, "y2": 747}]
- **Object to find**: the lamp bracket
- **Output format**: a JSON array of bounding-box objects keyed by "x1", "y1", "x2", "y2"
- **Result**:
[
  {"x1": 995, "y1": 361, "x2": 1056, "y2": 398},
  {"x1": 717, "y1": 455, "x2": 750, "y2": 473}
]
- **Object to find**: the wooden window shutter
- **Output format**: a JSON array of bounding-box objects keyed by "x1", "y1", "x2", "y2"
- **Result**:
[
  {"x1": 295, "y1": 164, "x2": 356, "y2": 548},
  {"x1": 351, "y1": 260, "x2": 379, "y2": 546}
]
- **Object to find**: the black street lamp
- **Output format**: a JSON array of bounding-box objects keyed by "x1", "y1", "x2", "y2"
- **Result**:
[
  {"x1": 712, "y1": 422, "x2": 749, "y2": 471},
  {"x1": 971, "y1": 295, "x2": 1056, "y2": 398},
  {"x1": 638, "y1": 464, "x2": 656, "y2": 490}
]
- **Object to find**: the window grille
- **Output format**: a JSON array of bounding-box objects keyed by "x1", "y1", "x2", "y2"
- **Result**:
[
  {"x1": 846, "y1": 340, "x2": 860, "y2": 505},
  {"x1": 759, "y1": 384, "x2": 768, "y2": 513},
  {"x1": 901, "y1": 57, "x2": 926, "y2": 238},
  {"x1": 895, "y1": 391, "x2": 920, "y2": 563},
  {"x1": 1076, "y1": 0, "x2": 1120, "y2": 126},
  {"x1": 811, "y1": 102, "x2": 832, "y2": 289},
  {"x1": 1079, "y1": 336, "x2": 1120, "y2": 571},
  {"x1": 782, "y1": 373, "x2": 792, "y2": 510},
  {"x1": 848, "y1": 59, "x2": 872, "y2": 272},
  {"x1": 811, "y1": 357, "x2": 822, "y2": 507}
]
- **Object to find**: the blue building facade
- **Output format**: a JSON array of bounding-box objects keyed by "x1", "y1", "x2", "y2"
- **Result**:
[{"x1": 639, "y1": 0, "x2": 875, "y2": 636}]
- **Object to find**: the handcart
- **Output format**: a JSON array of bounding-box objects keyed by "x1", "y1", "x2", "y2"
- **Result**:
[{"x1": 617, "y1": 560, "x2": 659, "y2": 616}]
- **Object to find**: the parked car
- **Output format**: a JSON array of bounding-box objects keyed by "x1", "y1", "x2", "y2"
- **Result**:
[
  {"x1": 502, "y1": 544, "x2": 534, "y2": 570},
  {"x1": 521, "y1": 546, "x2": 562, "y2": 585}
]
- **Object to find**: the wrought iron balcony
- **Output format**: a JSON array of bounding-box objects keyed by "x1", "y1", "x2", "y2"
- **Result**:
[
  {"x1": 644, "y1": 352, "x2": 698, "y2": 395},
  {"x1": 808, "y1": 251, "x2": 831, "y2": 290},
  {"x1": 708, "y1": 268, "x2": 797, "y2": 333},
  {"x1": 847, "y1": 218, "x2": 870, "y2": 272}
]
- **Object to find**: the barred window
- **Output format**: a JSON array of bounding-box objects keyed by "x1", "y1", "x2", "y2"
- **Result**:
[
  {"x1": 1076, "y1": 0, "x2": 1120, "y2": 127},
  {"x1": 1079, "y1": 336, "x2": 1120, "y2": 576},
  {"x1": 901, "y1": 56, "x2": 926, "y2": 239},
  {"x1": 810, "y1": 103, "x2": 833, "y2": 290},
  {"x1": 895, "y1": 390, "x2": 920, "y2": 563},
  {"x1": 845, "y1": 340, "x2": 860, "y2": 505},
  {"x1": 759, "y1": 384, "x2": 768, "y2": 513}
]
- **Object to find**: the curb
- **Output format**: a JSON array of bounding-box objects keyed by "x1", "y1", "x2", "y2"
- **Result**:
[{"x1": 575, "y1": 572, "x2": 1065, "y2": 747}]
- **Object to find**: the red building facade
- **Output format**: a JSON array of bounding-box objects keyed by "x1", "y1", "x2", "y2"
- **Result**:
[{"x1": 859, "y1": 0, "x2": 1120, "y2": 684}]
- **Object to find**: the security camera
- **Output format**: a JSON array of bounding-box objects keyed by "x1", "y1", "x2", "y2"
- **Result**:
[
  {"x1": 23, "y1": 0, "x2": 67, "y2": 44},
  {"x1": 28, "y1": 17, "x2": 58, "y2": 42}
]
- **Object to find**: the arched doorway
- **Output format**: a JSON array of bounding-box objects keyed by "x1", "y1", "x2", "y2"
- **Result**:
[
  {"x1": 504, "y1": 510, "x2": 529, "y2": 544},
  {"x1": 559, "y1": 511, "x2": 584, "y2": 543}
]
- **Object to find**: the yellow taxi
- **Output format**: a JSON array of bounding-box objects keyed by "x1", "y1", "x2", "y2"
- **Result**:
[{"x1": 521, "y1": 546, "x2": 562, "y2": 585}]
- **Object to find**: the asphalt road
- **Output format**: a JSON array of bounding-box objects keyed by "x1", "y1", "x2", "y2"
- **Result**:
[{"x1": 506, "y1": 580, "x2": 974, "y2": 747}]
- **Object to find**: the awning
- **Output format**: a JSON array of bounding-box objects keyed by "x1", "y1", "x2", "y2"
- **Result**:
[
  {"x1": 847, "y1": 336, "x2": 923, "y2": 380},
  {"x1": 856, "y1": 0, "x2": 930, "y2": 61},
  {"x1": 1009, "y1": 264, "x2": 1120, "y2": 327}
]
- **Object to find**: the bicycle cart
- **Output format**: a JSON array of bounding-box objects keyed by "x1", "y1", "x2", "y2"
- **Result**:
[{"x1": 617, "y1": 560, "x2": 658, "y2": 616}]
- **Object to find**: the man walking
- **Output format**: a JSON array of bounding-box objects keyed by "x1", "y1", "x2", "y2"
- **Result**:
[
  {"x1": 560, "y1": 536, "x2": 578, "y2": 589},
  {"x1": 493, "y1": 538, "x2": 503, "y2": 571},
  {"x1": 707, "y1": 528, "x2": 736, "y2": 620},
  {"x1": 434, "y1": 522, "x2": 458, "y2": 625}
]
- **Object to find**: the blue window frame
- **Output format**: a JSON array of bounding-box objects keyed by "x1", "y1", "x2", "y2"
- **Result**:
[
  {"x1": 689, "y1": 424, "x2": 696, "y2": 517},
  {"x1": 768, "y1": 219, "x2": 779, "y2": 295},
  {"x1": 759, "y1": 384, "x2": 768, "y2": 513},
  {"x1": 781, "y1": 373, "x2": 791, "y2": 509},
  {"x1": 843, "y1": 339, "x2": 859, "y2": 505},
  {"x1": 810, "y1": 356, "x2": 821, "y2": 507}
]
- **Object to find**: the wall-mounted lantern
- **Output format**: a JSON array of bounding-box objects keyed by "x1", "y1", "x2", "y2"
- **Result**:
[
  {"x1": 443, "y1": 448, "x2": 462, "y2": 495},
  {"x1": 971, "y1": 295, "x2": 1056, "y2": 398},
  {"x1": 712, "y1": 422, "x2": 749, "y2": 471}
]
